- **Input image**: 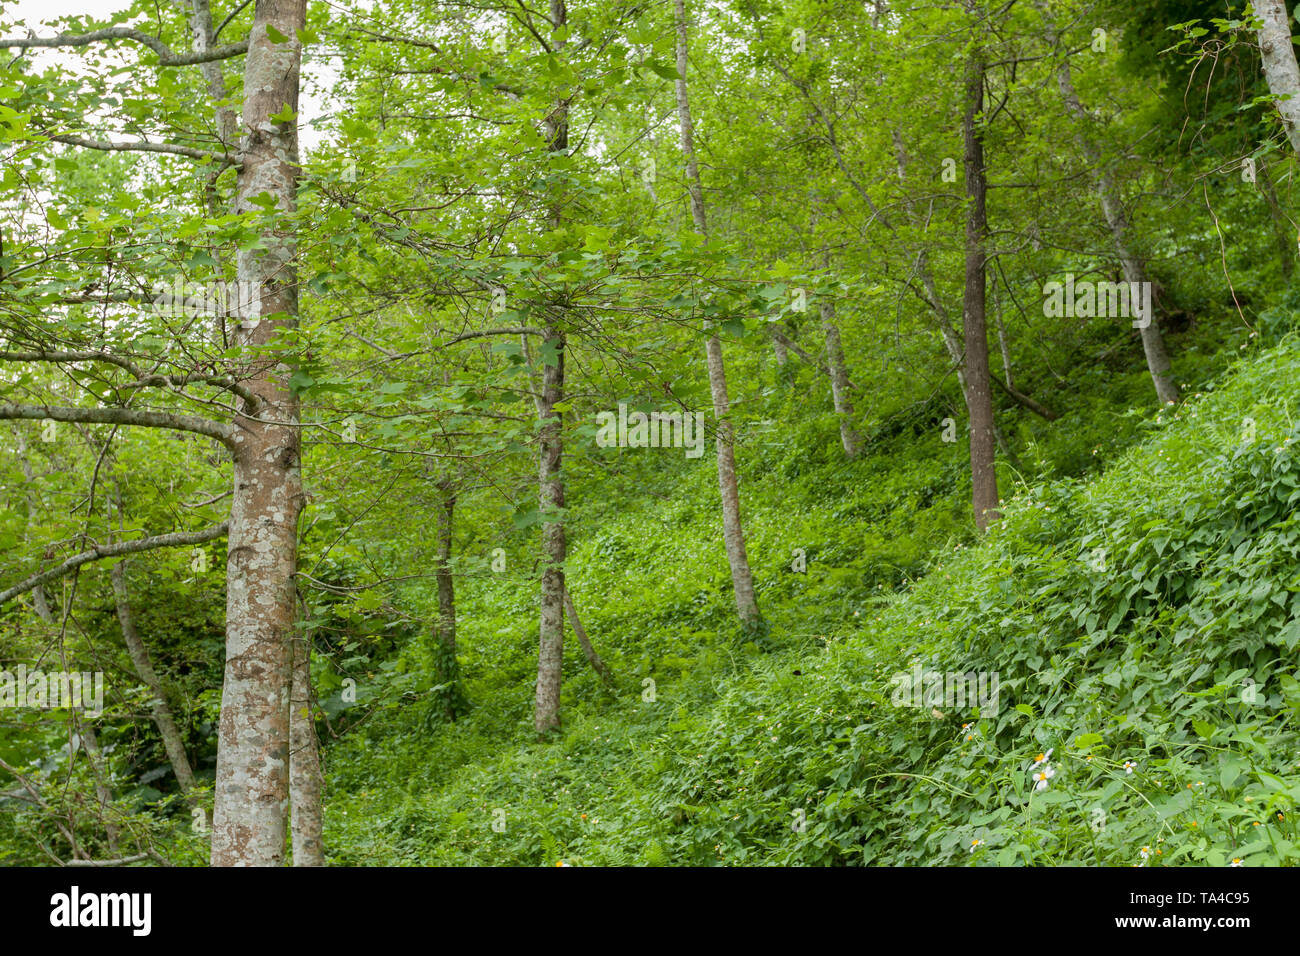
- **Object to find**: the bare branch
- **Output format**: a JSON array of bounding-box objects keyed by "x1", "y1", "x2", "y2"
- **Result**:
[
  {"x1": 0, "y1": 403, "x2": 236, "y2": 446},
  {"x1": 64, "y1": 854, "x2": 151, "y2": 867},
  {"x1": 0, "y1": 522, "x2": 230, "y2": 606},
  {"x1": 47, "y1": 134, "x2": 234, "y2": 166},
  {"x1": 0, "y1": 349, "x2": 143, "y2": 376},
  {"x1": 0, "y1": 27, "x2": 248, "y2": 67},
  {"x1": 992, "y1": 373, "x2": 1059, "y2": 420},
  {"x1": 214, "y1": 0, "x2": 254, "y2": 41},
  {"x1": 0, "y1": 351, "x2": 259, "y2": 409},
  {"x1": 770, "y1": 328, "x2": 830, "y2": 376},
  {"x1": 438, "y1": 327, "x2": 543, "y2": 347}
]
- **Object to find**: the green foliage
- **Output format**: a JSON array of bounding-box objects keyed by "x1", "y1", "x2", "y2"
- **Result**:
[{"x1": 316, "y1": 336, "x2": 1298, "y2": 867}]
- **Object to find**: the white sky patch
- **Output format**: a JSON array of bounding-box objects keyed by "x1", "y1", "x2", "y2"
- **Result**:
[{"x1": 2, "y1": 0, "x2": 336, "y2": 151}]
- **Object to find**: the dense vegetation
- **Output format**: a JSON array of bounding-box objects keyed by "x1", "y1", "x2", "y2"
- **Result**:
[{"x1": 1, "y1": 0, "x2": 1299, "y2": 866}]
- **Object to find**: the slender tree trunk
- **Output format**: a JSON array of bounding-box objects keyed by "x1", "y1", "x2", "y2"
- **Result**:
[
  {"x1": 1256, "y1": 0, "x2": 1300, "y2": 159},
  {"x1": 111, "y1": 561, "x2": 198, "y2": 803},
  {"x1": 77, "y1": 722, "x2": 120, "y2": 854},
  {"x1": 187, "y1": 0, "x2": 236, "y2": 148},
  {"x1": 534, "y1": 0, "x2": 569, "y2": 735},
  {"x1": 189, "y1": 0, "x2": 238, "y2": 346},
  {"x1": 535, "y1": 311, "x2": 566, "y2": 734},
  {"x1": 432, "y1": 477, "x2": 466, "y2": 719},
  {"x1": 770, "y1": 329, "x2": 789, "y2": 368},
  {"x1": 535, "y1": 318, "x2": 566, "y2": 733},
  {"x1": 211, "y1": 0, "x2": 307, "y2": 867},
  {"x1": 820, "y1": 296, "x2": 861, "y2": 458},
  {"x1": 1256, "y1": 159, "x2": 1295, "y2": 279},
  {"x1": 995, "y1": 314, "x2": 1014, "y2": 391},
  {"x1": 563, "y1": 587, "x2": 614, "y2": 686},
  {"x1": 15, "y1": 434, "x2": 60, "y2": 626},
  {"x1": 289, "y1": 628, "x2": 324, "y2": 866},
  {"x1": 1047, "y1": 11, "x2": 1178, "y2": 405},
  {"x1": 673, "y1": 0, "x2": 761, "y2": 627},
  {"x1": 961, "y1": 15, "x2": 1000, "y2": 531},
  {"x1": 282, "y1": 67, "x2": 323, "y2": 867},
  {"x1": 435, "y1": 483, "x2": 457, "y2": 661}
]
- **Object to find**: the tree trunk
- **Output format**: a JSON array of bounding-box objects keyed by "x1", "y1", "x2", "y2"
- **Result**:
[
  {"x1": 77, "y1": 722, "x2": 120, "y2": 855},
  {"x1": 535, "y1": 310, "x2": 566, "y2": 734},
  {"x1": 770, "y1": 329, "x2": 789, "y2": 368},
  {"x1": 111, "y1": 561, "x2": 198, "y2": 804},
  {"x1": 432, "y1": 478, "x2": 466, "y2": 720},
  {"x1": 563, "y1": 587, "x2": 614, "y2": 686},
  {"x1": 534, "y1": 0, "x2": 569, "y2": 735},
  {"x1": 289, "y1": 628, "x2": 324, "y2": 866},
  {"x1": 820, "y1": 296, "x2": 861, "y2": 458},
  {"x1": 674, "y1": 0, "x2": 761, "y2": 627},
  {"x1": 961, "y1": 16, "x2": 1001, "y2": 531},
  {"x1": 435, "y1": 483, "x2": 457, "y2": 660},
  {"x1": 1256, "y1": 159, "x2": 1295, "y2": 279},
  {"x1": 1048, "y1": 11, "x2": 1178, "y2": 406},
  {"x1": 1256, "y1": 0, "x2": 1300, "y2": 158},
  {"x1": 211, "y1": 0, "x2": 307, "y2": 867},
  {"x1": 187, "y1": 0, "x2": 237, "y2": 149}
]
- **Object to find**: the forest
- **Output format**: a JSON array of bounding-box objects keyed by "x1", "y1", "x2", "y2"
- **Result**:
[{"x1": 1, "y1": 0, "x2": 1299, "y2": 870}]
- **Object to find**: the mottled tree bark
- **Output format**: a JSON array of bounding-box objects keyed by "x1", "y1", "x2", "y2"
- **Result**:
[
  {"x1": 1256, "y1": 0, "x2": 1300, "y2": 158},
  {"x1": 534, "y1": 0, "x2": 569, "y2": 735},
  {"x1": 961, "y1": 16, "x2": 1000, "y2": 531},
  {"x1": 535, "y1": 313, "x2": 567, "y2": 734},
  {"x1": 674, "y1": 0, "x2": 761, "y2": 627},
  {"x1": 211, "y1": 0, "x2": 307, "y2": 867}
]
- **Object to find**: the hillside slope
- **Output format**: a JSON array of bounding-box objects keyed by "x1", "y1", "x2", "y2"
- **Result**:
[{"x1": 325, "y1": 337, "x2": 1300, "y2": 866}]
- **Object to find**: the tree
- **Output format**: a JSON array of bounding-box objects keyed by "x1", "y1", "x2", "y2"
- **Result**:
[
  {"x1": 1255, "y1": 0, "x2": 1300, "y2": 159},
  {"x1": 673, "y1": 0, "x2": 762, "y2": 627},
  {"x1": 960, "y1": 0, "x2": 1000, "y2": 532}
]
